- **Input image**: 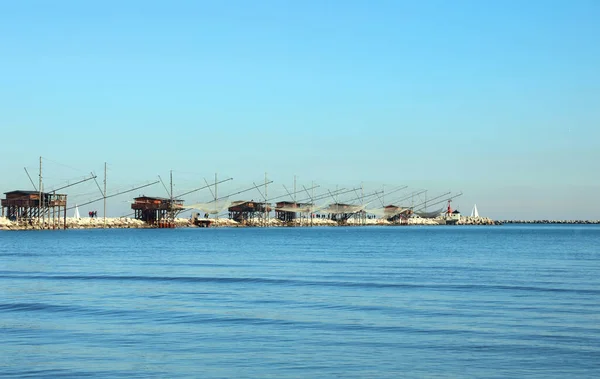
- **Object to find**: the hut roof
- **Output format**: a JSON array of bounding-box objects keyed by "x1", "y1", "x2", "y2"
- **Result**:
[
  {"x1": 276, "y1": 201, "x2": 297, "y2": 206},
  {"x1": 3, "y1": 190, "x2": 66, "y2": 197},
  {"x1": 4, "y1": 190, "x2": 41, "y2": 195},
  {"x1": 134, "y1": 195, "x2": 182, "y2": 202}
]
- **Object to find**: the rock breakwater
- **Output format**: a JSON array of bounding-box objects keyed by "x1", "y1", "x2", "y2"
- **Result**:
[
  {"x1": 0, "y1": 217, "x2": 150, "y2": 230},
  {"x1": 501, "y1": 220, "x2": 600, "y2": 224},
  {"x1": 456, "y1": 216, "x2": 499, "y2": 225},
  {"x1": 1, "y1": 215, "x2": 505, "y2": 230}
]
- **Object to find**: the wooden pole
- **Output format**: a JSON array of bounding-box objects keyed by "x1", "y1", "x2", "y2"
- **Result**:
[
  {"x1": 311, "y1": 180, "x2": 314, "y2": 227},
  {"x1": 361, "y1": 182, "x2": 365, "y2": 225},
  {"x1": 103, "y1": 162, "x2": 107, "y2": 228},
  {"x1": 214, "y1": 173, "x2": 218, "y2": 222},
  {"x1": 38, "y1": 156, "x2": 42, "y2": 228},
  {"x1": 264, "y1": 172, "x2": 268, "y2": 227},
  {"x1": 170, "y1": 170, "x2": 174, "y2": 225}
]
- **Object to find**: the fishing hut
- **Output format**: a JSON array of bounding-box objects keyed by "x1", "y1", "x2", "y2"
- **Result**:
[
  {"x1": 275, "y1": 201, "x2": 298, "y2": 223},
  {"x1": 384, "y1": 205, "x2": 412, "y2": 224},
  {"x1": 228, "y1": 200, "x2": 271, "y2": 224},
  {"x1": 274, "y1": 202, "x2": 315, "y2": 226},
  {"x1": 1, "y1": 190, "x2": 67, "y2": 229},
  {"x1": 326, "y1": 203, "x2": 362, "y2": 224},
  {"x1": 131, "y1": 196, "x2": 184, "y2": 228},
  {"x1": 297, "y1": 203, "x2": 315, "y2": 226}
]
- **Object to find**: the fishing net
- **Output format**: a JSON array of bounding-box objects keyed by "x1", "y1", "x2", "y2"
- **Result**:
[
  {"x1": 415, "y1": 206, "x2": 446, "y2": 218},
  {"x1": 275, "y1": 204, "x2": 316, "y2": 213},
  {"x1": 185, "y1": 197, "x2": 232, "y2": 215},
  {"x1": 321, "y1": 204, "x2": 366, "y2": 214},
  {"x1": 366, "y1": 207, "x2": 411, "y2": 218}
]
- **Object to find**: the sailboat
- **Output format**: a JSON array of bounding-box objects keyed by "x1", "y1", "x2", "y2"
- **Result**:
[
  {"x1": 73, "y1": 204, "x2": 81, "y2": 219},
  {"x1": 470, "y1": 204, "x2": 479, "y2": 218}
]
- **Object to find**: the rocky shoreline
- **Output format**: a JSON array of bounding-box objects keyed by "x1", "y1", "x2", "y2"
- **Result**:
[
  {"x1": 4, "y1": 216, "x2": 598, "y2": 231},
  {"x1": 455, "y1": 216, "x2": 498, "y2": 225},
  {"x1": 0, "y1": 215, "x2": 506, "y2": 230},
  {"x1": 500, "y1": 220, "x2": 600, "y2": 225}
]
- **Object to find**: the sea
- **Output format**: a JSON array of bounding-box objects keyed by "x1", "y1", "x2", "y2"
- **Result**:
[{"x1": 1, "y1": 225, "x2": 599, "y2": 378}]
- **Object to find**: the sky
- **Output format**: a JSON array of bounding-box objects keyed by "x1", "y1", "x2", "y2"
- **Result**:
[{"x1": 1, "y1": 0, "x2": 599, "y2": 220}]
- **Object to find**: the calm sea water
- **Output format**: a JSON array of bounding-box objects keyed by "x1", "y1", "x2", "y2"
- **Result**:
[{"x1": 1, "y1": 225, "x2": 599, "y2": 378}]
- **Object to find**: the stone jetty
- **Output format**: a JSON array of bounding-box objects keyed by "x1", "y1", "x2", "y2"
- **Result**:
[
  {"x1": 5, "y1": 214, "x2": 598, "y2": 231},
  {"x1": 500, "y1": 219, "x2": 600, "y2": 225},
  {"x1": 0, "y1": 217, "x2": 149, "y2": 230},
  {"x1": 0, "y1": 215, "x2": 505, "y2": 230},
  {"x1": 456, "y1": 216, "x2": 499, "y2": 225}
]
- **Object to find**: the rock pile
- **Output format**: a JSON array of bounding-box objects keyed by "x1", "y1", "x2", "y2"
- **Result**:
[
  {"x1": 456, "y1": 216, "x2": 498, "y2": 225},
  {"x1": 0, "y1": 217, "x2": 14, "y2": 229},
  {"x1": 1, "y1": 215, "x2": 505, "y2": 230},
  {"x1": 0, "y1": 217, "x2": 153, "y2": 230},
  {"x1": 501, "y1": 220, "x2": 600, "y2": 224},
  {"x1": 66, "y1": 217, "x2": 148, "y2": 229}
]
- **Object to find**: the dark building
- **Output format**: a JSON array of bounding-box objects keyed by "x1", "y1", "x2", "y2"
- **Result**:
[
  {"x1": 275, "y1": 201, "x2": 298, "y2": 223},
  {"x1": 1, "y1": 190, "x2": 67, "y2": 228},
  {"x1": 325, "y1": 203, "x2": 362, "y2": 224},
  {"x1": 384, "y1": 205, "x2": 412, "y2": 224},
  {"x1": 228, "y1": 200, "x2": 271, "y2": 224},
  {"x1": 131, "y1": 196, "x2": 184, "y2": 227}
]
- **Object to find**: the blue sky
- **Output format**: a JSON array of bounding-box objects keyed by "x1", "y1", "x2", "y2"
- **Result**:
[{"x1": 1, "y1": 0, "x2": 599, "y2": 219}]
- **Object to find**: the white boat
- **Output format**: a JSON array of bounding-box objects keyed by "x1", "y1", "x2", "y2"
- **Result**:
[
  {"x1": 470, "y1": 204, "x2": 479, "y2": 218},
  {"x1": 73, "y1": 204, "x2": 81, "y2": 219}
]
